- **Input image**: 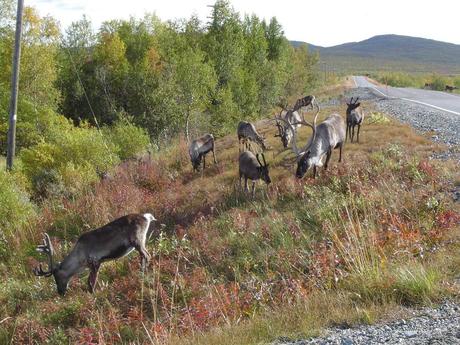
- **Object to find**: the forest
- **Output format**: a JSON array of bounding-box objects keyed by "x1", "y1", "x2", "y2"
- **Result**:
[{"x1": 0, "y1": 0, "x2": 318, "y2": 203}]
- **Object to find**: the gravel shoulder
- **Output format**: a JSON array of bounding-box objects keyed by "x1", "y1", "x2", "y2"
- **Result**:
[{"x1": 276, "y1": 302, "x2": 460, "y2": 345}]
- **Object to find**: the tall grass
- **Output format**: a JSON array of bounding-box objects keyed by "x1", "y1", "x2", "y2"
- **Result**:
[
  {"x1": 371, "y1": 71, "x2": 460, "y2": 92},
  {"x1": 0, "y1": 99, "x2": 458, "y2": 344}
]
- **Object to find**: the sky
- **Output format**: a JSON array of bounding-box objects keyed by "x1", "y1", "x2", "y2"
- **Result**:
[{"x1": 27, "y1": 0, "x2": 460, "y2": 47}]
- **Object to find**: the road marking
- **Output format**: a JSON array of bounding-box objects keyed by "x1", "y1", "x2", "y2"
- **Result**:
[
  {"x1": 370, "y1": 87, "x2": 387, "y2": 98},
  {"x1": 352, "y1": 76, "x2": 358, "y2": 87},
  {"x1": 400, "y1": 98, "x2": 460, "y2": 116}
]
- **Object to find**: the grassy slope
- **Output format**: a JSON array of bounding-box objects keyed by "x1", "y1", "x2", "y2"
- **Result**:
[{"x1": 1, "y1": 82, "x2": 459, "y2": 344}]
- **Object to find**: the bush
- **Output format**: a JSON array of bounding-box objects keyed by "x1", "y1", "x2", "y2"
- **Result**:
[
  {"x1": 0, "y1": 169, "x2": 35, "y2": 238},
  {"x1": 105, "y1": 117, "x2": 151, "y2": 160},
  {"x1": 429, "y1": 74, "x2": 449, "y2": 91},
  {"x1": 20, "y1": 120, "x2": 119, "y2": 197}
]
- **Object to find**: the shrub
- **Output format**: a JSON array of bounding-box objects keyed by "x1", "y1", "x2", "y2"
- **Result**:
[
  {"x1": 454, "y1": 76, "x2": 460, "y2": 89},
  {"x1": 20, "y1": 122, "x2": 119, "y2": 197},
  {"x1": 105, "y1": 117, "x2": 151, "y2": 160},
  {"x1": 429, "y1": 74, "x2": 449, "y2": 91},
  {"x1": 0, "y1": 169, "x2": 35, "y2": 239}
]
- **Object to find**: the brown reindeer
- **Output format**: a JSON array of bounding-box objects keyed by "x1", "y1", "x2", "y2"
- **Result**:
[{"x1": 33, "y1": 213, "x2": 157, "y2": 295}]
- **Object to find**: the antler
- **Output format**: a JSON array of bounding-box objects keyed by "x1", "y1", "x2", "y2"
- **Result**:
[
  {"x1": 292, "y1": 95, "x2": 314, "y2": 112},
  {"x1": 348, "y1": 97, "x2": 359, "y2": 105},
  {"x1": 33, "y1": 233, "x2": 55, "y2": 277},
  {"x1": 272, "y1": 111, "x2": 286, "y2": 137},
  {"x1": 256, "y1": 153, "x2": 262, "y2": 167},
  {"x1": 279, "y1": 97, "x2": 320, "y2": 157},
  {"x1": 261, "y1": 153, "x2": 267, "y2": 166}
]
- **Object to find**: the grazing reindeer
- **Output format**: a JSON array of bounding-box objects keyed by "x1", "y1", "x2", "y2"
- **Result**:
[
  {"x1": 445, "y1": 85, "x2": 458, "y2": 92},
  {"x1": 189, "y1": 134, "x2": 217, "y2": 172},
  {"x1": 274, "y1": 96, "x2": 315, "y2": 148},
  {"x1": 33, "y1": 213, "x2": 157, "y2": 295},
  {"x1": 237, "y1": 121, "x2": 268, "y2": 152},
  {"x1": 346, "y1": 97, "x2": 364, "y2": 143},
  {"x1": 278, "y1": 105, "x2": 345, "y2": 179},
  {"x1": 239, "y1": 151, "x2": 271, "y2": 197}
]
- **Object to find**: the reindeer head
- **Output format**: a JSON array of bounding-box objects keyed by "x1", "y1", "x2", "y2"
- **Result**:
[
  {"x1": 346, "y1": 97, "x2": 361, "y2": 114},
  {"x1": 296, "y1": 150, "x2": 321, "y2": 179},
  {"x1": 256, "y1": 153, "x2": 271, "y2": 185},
  {"x1": 275, "y1": 96, "x2": 315, "y2": 148},
  {"x1": 276, "y1": 97, "x2": 320, "y2": 179},
  {"x1": 258, "y1": 136, "x2": 269, "y2": 151},
  {"x1": 33, "y1": 234, "x2": 69, "y2": 296}
]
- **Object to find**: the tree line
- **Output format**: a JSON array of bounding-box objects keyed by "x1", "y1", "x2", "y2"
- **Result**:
[{"x1": 1, "y1": 0, "x2": 318, "y2": 152}]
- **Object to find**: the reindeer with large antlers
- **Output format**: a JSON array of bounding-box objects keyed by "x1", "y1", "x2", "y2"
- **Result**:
[
  {"x1": 33, "y1": 213, "x2": 157, "y2": 295},
  {"x1": 274, "y1": 95, "x2": 315, "y2": 148},
  {"x1": 346, "y1": 97, "x2": 364, "y2": 143},
  {"x1": 278, "y1": 101, "x2": 345, "y2": 179}
]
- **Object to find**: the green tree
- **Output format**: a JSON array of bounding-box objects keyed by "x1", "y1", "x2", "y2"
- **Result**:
[{"x1": 173, "y1": 48, "x2": 216, "y2": 141}]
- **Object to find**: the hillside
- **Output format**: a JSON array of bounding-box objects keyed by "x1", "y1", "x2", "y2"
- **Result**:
[
  {"x1": 2, "y1": 83, "x2": 460, "y2": 344},
  {"x1": 292, "y1": 35, "x2": 460, "y2": 73}
]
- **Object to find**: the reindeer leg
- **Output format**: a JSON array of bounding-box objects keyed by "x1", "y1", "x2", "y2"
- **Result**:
[
  {"x1": 244, "y1": 177, "x2": 249, "y2": 193},
  {"x1": 338, "y1": 143, "x2": 343, "y2": 163},
  {"x1": 351, "y1": 126, "x2": 355, "y2": 143},
  {"x1": 251, "y1": 181, "x2": 256, "y2": 198},
  {"x1": 357, "y1": 124, "x2": 361, "y2": 143},
  {"x1": 135, "y1": 244, "x2": 151, "y2": 271},
  {"x1": 212, "y1": 147, "x2": 217, "y2": 164},
  {"x1": 313, "y1": 165, "x2": 317, "y2": 179},
  {"x1": 346, "y1": 124, "x2": 349, "y2": 142},
  {"x1": 88, "y1": 260, "x2": 100, "y2": 293},
  {"x1": 324, "y1": 149, "x2": 332, "y2": 170}
]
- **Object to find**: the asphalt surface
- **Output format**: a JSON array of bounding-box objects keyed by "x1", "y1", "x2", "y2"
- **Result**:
[{"x1": 353, "y1": 76, "x2": 460, "y2": 115}]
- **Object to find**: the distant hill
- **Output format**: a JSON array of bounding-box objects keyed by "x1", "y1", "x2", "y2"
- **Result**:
[{"x1": 292, "y1": 35, "x2": 460, "y2": 73}]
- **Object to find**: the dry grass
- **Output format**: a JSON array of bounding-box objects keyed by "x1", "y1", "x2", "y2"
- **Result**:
[{"x1": 1, "y1": 82, "x2": 459, "y2": 344}]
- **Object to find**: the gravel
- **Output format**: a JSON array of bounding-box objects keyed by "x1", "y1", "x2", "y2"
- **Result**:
[{"x1": 275, "y1": 301, "x2": 460, "y2": 345}]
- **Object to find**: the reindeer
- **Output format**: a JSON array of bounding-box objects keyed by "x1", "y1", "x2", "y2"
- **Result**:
[
  {"x1": 274, "y1": 96, "x2": 315, "y2": 148},
  {"x1": 33, "y1": 213, "x2": 157, "y2": 295},
  {"x1": 445, "y1": 85, "x2": 458, "y2": 92},
  {"x1": 278, "y1": 104, "x2": 345, "y2": 179},
  {"x1": 239, "y1": 151, "x2": 271, "y2": 197},
  {"x1": 189, "y1": 134, "x2": 217, "y2": 172},
  {"x1": 237, "y1": 121, "x2": 268, "y2": 152},
  {"x1": 346, "y1": 97, "x2": 364, "y2": 143}
]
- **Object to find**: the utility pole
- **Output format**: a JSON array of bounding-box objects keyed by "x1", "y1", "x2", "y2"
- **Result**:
[{"x1": 6, "y1": 0, "x2": 24, "y2": 171}]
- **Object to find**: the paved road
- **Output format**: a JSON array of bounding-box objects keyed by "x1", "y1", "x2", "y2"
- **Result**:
[{"x1": 353, "y1": 76, "x2": 460, "y2": 115}]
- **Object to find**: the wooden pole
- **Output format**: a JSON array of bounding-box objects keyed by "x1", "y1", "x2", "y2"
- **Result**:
[{"x1": 6, "y1": 0, "x2": 24, "y2": 171}]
